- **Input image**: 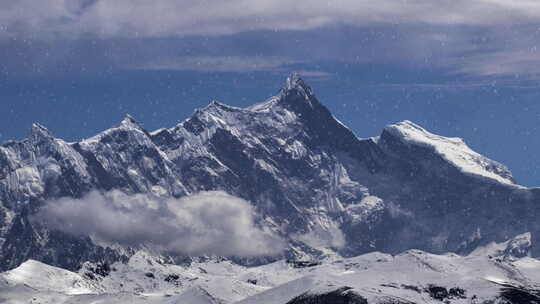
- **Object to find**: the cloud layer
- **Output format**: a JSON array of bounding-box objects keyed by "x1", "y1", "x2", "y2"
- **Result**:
[
  {"x1": 3, "y1": 0, "x2": 540, "y2": 39},
  {"x1": 3, "y1": 1, "x2": 540, "y2": 80},
  {"x1": 34, "y1": 190, "x2": 284, "y2": 257}
]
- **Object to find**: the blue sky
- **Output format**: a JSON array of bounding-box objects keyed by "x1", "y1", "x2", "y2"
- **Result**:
[{"x1": 1, "y1": 1, "x2": 540, "y2": 186}]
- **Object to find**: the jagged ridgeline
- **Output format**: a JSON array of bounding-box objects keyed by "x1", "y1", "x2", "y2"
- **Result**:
[{"x1": 0, "y1": 73, "x2": 539, "y2": 271}]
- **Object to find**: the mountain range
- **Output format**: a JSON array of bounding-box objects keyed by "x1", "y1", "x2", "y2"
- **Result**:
[{"x1": 0, "y1": 73, "x2": 539, "y2": 303}]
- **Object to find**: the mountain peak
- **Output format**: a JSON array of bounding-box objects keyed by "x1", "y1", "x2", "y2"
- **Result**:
[
  {"x1": 203, "y1": 100, "x2": 239, "y2": 112},
  {"x1": 209, "y1": 100, "x2": 221, "y2": 107},
  {"x1": 282, "y1": 72, "x2": 313, "y2": 97},
  {"x1": 247, "y1": 73, "x2": 318, "y2": 112},
  {"x1": 278, "y1": 73, "x2": 320, "y2": 112},
  {"x1": 30, "y1": 123, "x2": 54, "y2": 140},
  {"x1": 284, "y1": 72, "x2": 303, "y2": 89},
  {"x1": 382, "y1": 120, "x2": 515, "y2": 185},
  {"x1": 120, "y1": 114, "x2": 143, "y2": 129}
]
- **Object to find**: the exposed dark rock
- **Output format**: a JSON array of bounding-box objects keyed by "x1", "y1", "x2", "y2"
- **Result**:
[
  {"x1": 144, "y1": 272, "x2": 155, "y2": 279},
  {"x1": 164, "y1": 274, "x2": 180, "y2": 282},
  {"x1": 286, "y1": 259, "x2": 322, "y2": 268},
  {"x1": 498, "y1": 285, "x2": 540, "y2": 304},
  {"x1": 286, "y1": 287, "x2": 368, "y2": 304}
]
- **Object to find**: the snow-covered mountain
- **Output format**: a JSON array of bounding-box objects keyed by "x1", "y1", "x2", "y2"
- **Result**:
[
  {"x1": 0, "y1": 73, "x2": 539, "y2": 274},
  {"x1": 1, "y1": 233, "x2": 539, "y2": 303}
]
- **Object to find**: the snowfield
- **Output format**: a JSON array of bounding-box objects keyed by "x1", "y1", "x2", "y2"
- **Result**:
[
  {"x1": 383, "y1": 120, "x2": 516, "y2": 185},
  {"x1": 1, "y1": 233, "x2": 538, "y2": 304}
]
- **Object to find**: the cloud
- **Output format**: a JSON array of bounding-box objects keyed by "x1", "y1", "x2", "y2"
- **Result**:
[
  {"x1": 130, "y1": 56, "x2": 295, "y2": 73},
  {"x1": 3, "y1": 2, "x2": 540, "y2": 81},
  {"x1": 452, "y1": 49, "x2": 540, "y2": 78},
  {"x1": 4, "y1": 1, "x2": 540, "y2": 39},
  {"x1": 126, "y1": 56, "x2": 334, "y2": 79},
  {"x1": 33, "y1": 190, "x2": 284, "y2": 257},
  {"x1": 293, "y1": 70, "x2": 334, "y2": 81},
  {"x1": 386, "y1": 202, "x2": 413, "y2": 219},
  {"x1": 295, "y1": 223, "x2": 346, "y2": 249}
]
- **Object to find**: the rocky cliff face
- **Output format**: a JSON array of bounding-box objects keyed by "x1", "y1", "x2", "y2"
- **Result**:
[{"x1": 0, "y1": 73, "x2": 538, "y2": 271}]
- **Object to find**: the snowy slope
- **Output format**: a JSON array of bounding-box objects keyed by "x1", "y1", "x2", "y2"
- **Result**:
[
  {"x1": 1, "y1": 259, "x2": 96, "y2": 295},
  {"x1": 1, "y1": 233, "x2": 540, "y2": 303},
  {"x1": 239, "y1": 233, "x2": 540, "y2": 304},
  {"x1": 383, "y1": 120, "x2": 515, "y2": 185}
]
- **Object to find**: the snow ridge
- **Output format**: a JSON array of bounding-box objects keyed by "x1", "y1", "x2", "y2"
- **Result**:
[
  {"x1": 2, "y1": 236, "x2": 540, "y2": 304},
  {"x1": 384, "y1": 120, "x2": 515, "y2": 185}
]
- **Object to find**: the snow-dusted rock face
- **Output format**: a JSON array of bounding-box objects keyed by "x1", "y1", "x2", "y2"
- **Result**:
[
  {"x1": 0, "y1": 73, "x2": 539, "y2": 272},
  {"x1": 382, "y1": 120, "x2": 515, "y2": 185}
]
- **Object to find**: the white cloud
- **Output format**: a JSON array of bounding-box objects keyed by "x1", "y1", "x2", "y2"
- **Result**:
[
  {"x1": 33, "y1": 190, "x2": 284, "y2": 257},
  {"x1": 386, "y1": 202, "x2": 413, "y2": 219},
  {"x1": 295, "y1": 223, "x2": 346, "y2": 249},
  {"x1": 4, "y1": 1, "x2": 540, "y2": 39}
]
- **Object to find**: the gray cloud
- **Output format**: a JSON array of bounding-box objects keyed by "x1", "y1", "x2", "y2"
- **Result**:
[
  {"x1": 453, "y1": 49, "x2": 540, "y2": 78},
  {"x1": 3, "y1": 1, "x2": 540, "y2": 80},
  {"x1": 127, "y1": 56, "x2": 335, "y2": 79},
  {"x1": 3, "y1": 1, "x2": 540, "y2": 39},
  {"x1": 33, "y1": 190, "x2": 284, "y2": 257},
  {"x1": 129, "y1": 56, "x2": 295, "y2": 73}
]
